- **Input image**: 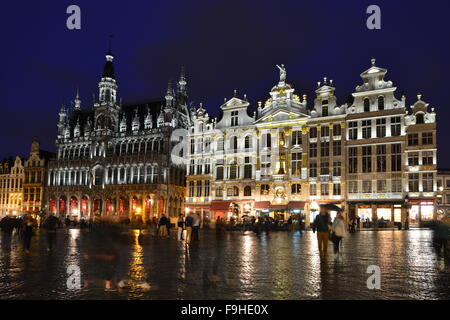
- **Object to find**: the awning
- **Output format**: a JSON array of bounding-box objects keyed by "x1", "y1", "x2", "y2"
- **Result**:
[
  {"x1": 287, "y1": 201, "x2": 305, "y2": 210},
  {"x1": 269, "y1": 204, "x2": 287, "y2": 210},
  {"x1": 253, "y1": 201, "x2": 271, "y2": 209},
  {"x1": 210, "y1": 201, "x2": 232, "y2": 211}
]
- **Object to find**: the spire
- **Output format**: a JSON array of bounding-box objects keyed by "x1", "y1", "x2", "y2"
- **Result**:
[
  {"x1": 103, "y1": 35, "x2": 115, "y2": 79},
  {"x1": 74, "y1": 88, "x2": 81, "y2": 110}
]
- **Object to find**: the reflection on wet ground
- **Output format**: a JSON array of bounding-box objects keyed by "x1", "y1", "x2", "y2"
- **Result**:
[{"x1": 0, "y1": 228, "x2": 449, "y2": 300}]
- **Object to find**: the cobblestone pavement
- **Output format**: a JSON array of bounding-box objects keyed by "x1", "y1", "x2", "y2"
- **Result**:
[{"x1": 0, "y1": 228, "x2": 449, "y2": 300}]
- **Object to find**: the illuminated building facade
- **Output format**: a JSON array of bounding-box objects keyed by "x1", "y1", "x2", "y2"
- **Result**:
[
  {"x1": 185, "y1": 59, "x2": 438, "y2": 225},
  {"x1": 45, "y1": 50, "x2": 189, "y2": 222},
  {"x1": 0, "y1": 156, "x2": 24, "y2": 216}
]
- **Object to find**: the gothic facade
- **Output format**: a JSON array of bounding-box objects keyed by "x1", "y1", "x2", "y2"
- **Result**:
[
  {"x1": 45, "y1": 50, "x2": 190, "y2": 223},
  {"x1": 185, "y1": 59, "x2": 438, "y2": 226}
]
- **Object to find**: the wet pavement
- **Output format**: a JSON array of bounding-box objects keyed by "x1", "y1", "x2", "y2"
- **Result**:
[{"x1": 0, "y1": 228, "x2": 449, "y2": 300}]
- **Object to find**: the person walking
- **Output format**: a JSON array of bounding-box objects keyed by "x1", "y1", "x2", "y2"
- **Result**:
[
  {"x1": 177, "y1": 214, "x2": 184, "y2": 241},
  {"x1": 158, "y1": 214, "x2": 169, "y2": 238},
  {"x1": 312, "y1": 205, "x2": 332, "y2": 258},
  {"x1": 41, "y1": 213, "x2": 59, "y2": 252},
  {"x1": 22, "y1": 215, "x2": 35, "y2": 254},
  {"x1": 192, "y1": 213, "x2": 201, "y2": 241},
  {"x1": 185, "y1": 213, "x2": 194, "y2": 244},
  {"x1": 331, "y1": 211, "x2": 347, "y2": 259}
]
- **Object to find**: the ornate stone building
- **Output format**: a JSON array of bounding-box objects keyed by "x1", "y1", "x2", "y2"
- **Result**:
[
  {"x1": 0, "y1": 156, "x2": 24, "y2": 216},
  {"x1": 185, "y1": 59, "x2": 438, "y2": 226},
  {"x1": 45, "y1": 50, "x2": 189, "y2": 222}
]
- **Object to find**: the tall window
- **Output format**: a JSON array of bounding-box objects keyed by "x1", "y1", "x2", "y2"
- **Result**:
[
  {"x1": 310, "y1": 184, "x2": 317, "y2": 196},
  {"x1": 391, "y1": 144, "x2": 402, "y2": 172},
  {"x1": 391, "y1": 117, "x2": 401, "y2": 136},
  {"x1": 363, "y1": 180, "x2": 372, "y2": 193},
  {"x1": 408, "y1": 152, "x2": 419, "y2": 166},
  {"x1": 377, "y1": 180, "x2": 387, "y2": 193},
  {"x1": 378, "y1": 96, "x2": 385, "y2": 110},
  {"x1": 333, "y1": 161, "x2": 341, "y2": 176},
  {"x1": 205, "y1": 159, "x2": 211, "y2": 174},
  {"x1": 362, "y1": 146, "x2": 372, "y2": 173},
  {"x1": 189, "y1": 181, "x2": 194, "y2": 197},
  {"x1": 349, "y1": 181, "x2": 358, "y2": 194},
  {"x1": 309, "y1": 163, "x2": 317, "y2": 177},
  {"x1": 216, "y1": 166, "x2": 224, "y2": 180},
  {"x1": 229, "y1": 164, "x2": 238, "y2": 180},
  {"x1": 309, "y1": 143, "x2": 317, "y2": 158},
  {"x1": 392, "y1": 179, "x2": 402, "y2": 193},
  {"x1": 422, "y1": 132, "x2": 433, "y2": 145},
  {"x1": 231, "y1": 136, "x2": 238, "y2": 153},
  {"x1": 196, "y1": 181, "x2": 202, "y2": 197},
  {"x1": 291, "y1": 152, "x2": 302, "y2": 176},
  {"x1": 376, "y1": 145, "x2": 386, "y2": 172},
  {"x1": 333, "y1": 141, "x2": 341, "y2": 156},
  {"x1": 408, "y1": 134, "x2": 419, "y2": 146},
  {"x1": 205, "y1": 137, "x2": 211, "y2": 152},
  {"x1": 422, "y1": 151, "x2": 433, "y2": 166},
  {"x1": 320, "y1": 162, "x2": 329, "y2": 175},
  {"x1": 244, "y1": 157, "x2": 252, "y2": 179},
  {"x1": 333, "y1": 183, "x2": 341, "y2": 196},
  {"x1": 205, "y1": 180, "x2": 210, "y2": 197},
  {"x1": 292, "y1": 131, "x2": 302, "y2": 146},
  {"x1": 321, "y1": 184, "x2": 329, "y2": 196},
  {"x1": 362, "y1": 120, "x2": 372, "y2": 139},
  {"x1": 261, "y1": 155, "x2": 271, "y2": 169},
  {"x1": 349, "y1": 121, "x2": 357, "y2": 140},
  {"x1": 197, "y1": 159, "x2": 203, "y2": 175},
  {"x1": 244, "y1": 135, "x2": 252, "y2": 149},
  {"x1": 310, "y1": 127, "x2": 317, "y2": 139},
  {"x1": 321, "y1": 126, "x2": 329, "y2": 137},
  {"x1": 190, "y1": 139, "x2": 195, "y2": 154},
  {"x1": 333, "y1": 124, "x2": 341, "y2": 137},
  {"x1": 244, "y1": 186, "x2": 252, "y2": 196},
  {"x1": 408, "y1": 173, "x2": 419, "y2": 192},
  {"x1": 364, "y1": 98, "x2": 370, "y2": 112},
  {"x1": 216, "y1": 186, "x2": 223, "y2": 197},
  {"x1": 217, "y1": 138, "x2": 224, "y2": 151},
  {"x1": 262, "y1": 133, "x2": 271, "y2": 148},
  {"x1": 376, "y1": 118, "x2": 386, "y2": 138},
  {"x1": 231, "y1": 110, "x2": 239, "y2": 126},
  {"x1": 423, "y1": 173, "x2": 433, "y2": 192},
  {"x1": 322, "y1": 100, "x2": 329, "y2": 116},
  {"x1": 189, "y1": 160, "x2": 195, "y2": 175},
  {"x1": 349, "y1": 147, "x2": 358, "y2": 173},
  {"x1": 320, "y1": 142, "x2": 329, "y2": 157}
]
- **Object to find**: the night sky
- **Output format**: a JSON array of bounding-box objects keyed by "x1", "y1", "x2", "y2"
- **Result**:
[{"x1": 1, "y1": 0, "x2": 449, "y2": 165}]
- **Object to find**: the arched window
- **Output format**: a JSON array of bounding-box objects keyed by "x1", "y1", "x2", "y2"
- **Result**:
[
  {"x1": 416, "y1": 113, "x2": 425, "y2": 124},
  {"x1": 245, "y1": 135, "x2": 252, "y2": 149},
  {"x1": 261, "y1": 184, "x2": 270, "y2": 195},
  {"x1": 378, "y1": 96, "x2": 385, "y2": 110},
  {"x1": 233, "y1": 186, "x2": 239, "y2": 197},
  {"x1": 364, "y1": 98, "x2": 370, "y2": 112},
  {"x1": 217, "y1": 138, "x2": 224, "y2": 151},
  {"x1": 244, "y1": 186, "x2": 252, "y2": 196}
]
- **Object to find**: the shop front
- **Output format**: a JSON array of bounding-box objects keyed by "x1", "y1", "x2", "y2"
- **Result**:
[
  {"x1": 348, "y1": 201, "x2": 406, "y2": 227},
  {"x1": 407, "y1": 199, "x2": 436, "y2": 226}
]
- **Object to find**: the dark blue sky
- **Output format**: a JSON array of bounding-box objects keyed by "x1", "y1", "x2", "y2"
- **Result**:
[{"x1": 1, "y1": 0, "x2": 449, "y2": 165}]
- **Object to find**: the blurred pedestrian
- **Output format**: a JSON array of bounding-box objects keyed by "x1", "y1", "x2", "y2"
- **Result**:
[
  {"x1": 177, "y1": 214, "x2": 184, "y2": 241},
  {"x1": 158, "y1": 214, "x2": 169, "y2": 238},
  {"x1": 22, "y1": 215, "x2": 35, "y2": 253},
  {"x1": 331, "y1": 211, "x2": 347, "y2": 259},
  {"x1": 41, "y1": 213, "x2": 59, "y2": 251},
  {"x1": 193, "y1": 213, "x2": 201, "y2": 241},
  {"x1": 185, "y1": 213, "x2": 193, "y2": 244},
  {"x1": 312, "y1": 205, "x2": 332, "y2": 257}
]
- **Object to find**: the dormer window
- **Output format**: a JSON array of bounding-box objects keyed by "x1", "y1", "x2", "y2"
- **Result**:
[
  {"x1": 231, "y1": 111, "x2": 238, "y2": 127},
  {"x1": 364, "y1": 98, "x2": 370, "y2": 112},
  {"x1": 416, "y1": 113, "x2": 425, "y2": 124},
  {"x1": 378, "y1": 96, "x2": 385, "y2": 110}
]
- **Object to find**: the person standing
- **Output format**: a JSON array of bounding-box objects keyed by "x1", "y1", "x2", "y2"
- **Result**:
[
  {"x1": 42, "y1": 213, "x2": 59, "y2": 252},
  {"x1": 331, "y1": 211, "x2": 347, "y2": 259},
  {"x1": 185, "y1": 213, "x2": 194, "y2": 244},
  {"x1": 192, "y1": 213, "x2": 201, "y2": 241},
  {"x1": 158, "y1": 214, "x2": 169, "y2": 238},
  {"x1": 312, "y1": 205, "x2": 332, "y2": 257},
  {"x1": 177, "y1": 214, "x2": 184, "y2": 241},
  {"x1": 22, "y1": 215, "x2": 35, "y2": 254}
]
